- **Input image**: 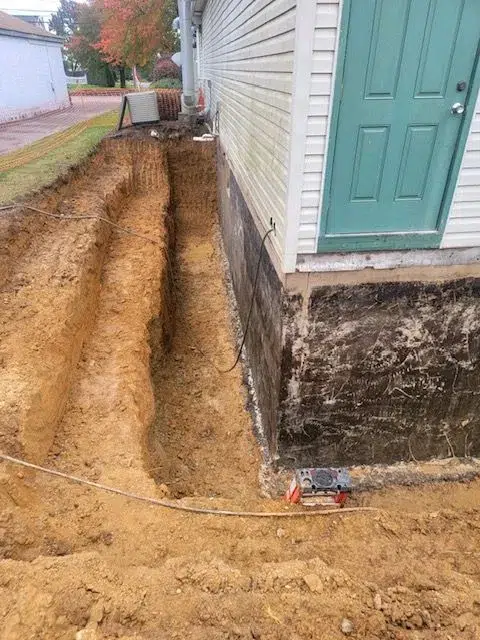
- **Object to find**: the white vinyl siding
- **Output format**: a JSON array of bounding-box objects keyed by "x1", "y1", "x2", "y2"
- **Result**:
[
  {"x1": 200, "y1": 0, "x2": 480, "y2": 268},
  {"x1": 442, "y1": 92, "x2": 480, "y2": 249},
  {"x1": 200, "y1": 0, "x2": 297, "y2": 264},
  {"x1": 297, "y1": 0, "x2": 341, "y2": 254}
]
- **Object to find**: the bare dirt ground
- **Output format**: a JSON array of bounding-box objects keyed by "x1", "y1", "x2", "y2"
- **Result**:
[{"x1": 1, "y1": 138, "x2": 480, "y2": 640}]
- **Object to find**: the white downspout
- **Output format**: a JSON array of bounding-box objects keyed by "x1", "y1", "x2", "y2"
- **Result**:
[{"x1": 178, "y1": 0, "x2": 196, "y2": 118}]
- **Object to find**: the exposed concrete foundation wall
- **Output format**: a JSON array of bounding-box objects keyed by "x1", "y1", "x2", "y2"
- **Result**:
[
  {"x1": 216, "y1": 148, "x2": 283, "y2": 451},
  {"x1": 280, "y1": 276, "x2": 480, "y2": 467},
  {"x1": 218, "y1": 147, "x2": 480, "y2": 468}
]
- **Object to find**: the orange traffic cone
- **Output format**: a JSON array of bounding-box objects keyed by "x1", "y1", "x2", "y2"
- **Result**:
[{"x1": 197, "y1": 86, "x2": 205, "y2": 111}]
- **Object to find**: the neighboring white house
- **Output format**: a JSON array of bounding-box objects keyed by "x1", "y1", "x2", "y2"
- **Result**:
[
  {"x1": 190, "y1": 0, "x2": 480, "y2": 471},
  {"x1": 0, "y1": 11, "x2": 69, "y2": 124}
]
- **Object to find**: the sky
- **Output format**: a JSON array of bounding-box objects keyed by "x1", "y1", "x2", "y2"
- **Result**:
[{"x1": 0, "y1": 0, "x2": 62, "y2": 25}]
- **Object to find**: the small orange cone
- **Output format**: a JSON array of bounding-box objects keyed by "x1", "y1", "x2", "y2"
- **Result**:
[
  {"x1": 284, "y1": 476, "x2": 301, "y2": 504},
  {"x1": 197, "y1": 86, "x2": 205, "y2": 111}
]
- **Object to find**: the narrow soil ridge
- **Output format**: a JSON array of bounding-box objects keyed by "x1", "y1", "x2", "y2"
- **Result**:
[
  {"x1": 48, "y1": 139, "x2": 172, "y2": 495},
  {"x1": 0, "y1": 146, "x2": 134, "y2": 462},
  {"x1": 0, "y1": 138, "x2": 176, "y2": 564}
]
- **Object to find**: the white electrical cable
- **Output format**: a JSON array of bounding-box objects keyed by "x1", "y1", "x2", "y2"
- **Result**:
[
  {"x1": 0, "y1": 205, "x2": 163, "y2": 246},
  {"x1": 0, "y1": 453, "x2": 380, "y2": 519}
]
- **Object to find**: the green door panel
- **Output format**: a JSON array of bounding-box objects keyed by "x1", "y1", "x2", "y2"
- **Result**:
[
  {"x1": 351, "y1": 127, "x2": 389, "y2": 201},
  {"x1": 395, "y1": 126, "x2": 437, "y2": 200},
  {"x1": 319, "y1": 0, "x2": 480, "y2": 252},
  {"x1": 364, "y1": 0, "x2": 410, "y2": 98}
]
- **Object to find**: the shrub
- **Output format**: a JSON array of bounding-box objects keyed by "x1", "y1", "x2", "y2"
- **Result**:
[{"x1": 152, "y1": 55, "x2": 181, "y2": 81}]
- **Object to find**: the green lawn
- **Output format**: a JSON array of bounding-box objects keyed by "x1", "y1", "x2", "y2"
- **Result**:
[
  {"x1": 0, "y1": 112, "x2": 117, "y2": 204},
  {"x1": 68, "y1": 81, "x2": 135, "y2": 91},
  {"x1": 150, "y1": 78, "x2": 181, "y2": 89}
]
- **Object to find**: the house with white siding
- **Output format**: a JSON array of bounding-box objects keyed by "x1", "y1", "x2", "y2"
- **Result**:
[
  {"x1": 0, "y1": 11, "x2": 69, "y2": 124},
  {"x1": 190, "y1": 0, "x2": 480, "y2": 469}
]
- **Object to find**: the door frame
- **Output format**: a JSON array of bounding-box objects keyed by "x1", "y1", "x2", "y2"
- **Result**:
[{"x1": 317, "y1": 0, "x2": 480, "y2": 253}]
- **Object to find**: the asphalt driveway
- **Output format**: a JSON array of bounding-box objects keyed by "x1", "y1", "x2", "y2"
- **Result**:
[{"x1": 0, "y1": 96, "x2": 122, "y2": 155}]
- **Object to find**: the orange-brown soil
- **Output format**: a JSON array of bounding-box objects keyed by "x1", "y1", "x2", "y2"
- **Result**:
[{"x1": 1, "y1": 139, "x2": 480, "y2": 640}]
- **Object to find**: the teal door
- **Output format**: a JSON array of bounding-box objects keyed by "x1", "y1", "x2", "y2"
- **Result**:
[{"x1": 319, "y1": 0, "x2": 480, "y2": 252}]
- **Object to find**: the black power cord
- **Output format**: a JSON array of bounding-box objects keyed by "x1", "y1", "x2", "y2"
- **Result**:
[{"x1": 194, "y1": 226, "x2": 274, "y2": 373}]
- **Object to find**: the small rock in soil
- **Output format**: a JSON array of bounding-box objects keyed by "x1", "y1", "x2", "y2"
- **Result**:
[
  {"x1": 76, "y1": 630, "x2": 99, "y2": 640},
  {"x1": 366, "y1": 612, "x2": 387, "y2": 636},
  {"x1": 157, "y1": 483, "x2": 170, "y2": 498},
  {"x1": 410, "y1": 613, "x2": 423, "y2": 628},
  {"x1": 341, "y1": 618, "x2": 354, "y2": 635},
  {"x1": 88, "y1": 599, "x2": 104, "y2": 625}
]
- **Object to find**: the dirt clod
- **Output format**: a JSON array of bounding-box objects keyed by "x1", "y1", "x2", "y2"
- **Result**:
[{"x1": 303, "y1": 573, "x2": 324, "y2": 593}]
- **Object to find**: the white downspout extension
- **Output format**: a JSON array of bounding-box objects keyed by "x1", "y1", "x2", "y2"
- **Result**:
[{"x1": 178, "y1": 0, "x2": 197, "y2": 116}]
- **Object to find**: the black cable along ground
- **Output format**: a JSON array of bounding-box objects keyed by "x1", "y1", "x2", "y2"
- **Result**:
[
  {"x1": 1, "y1": 202, "x2": 272, "y2": 373},
  {"x1": 0, "y1": 204, "x2": 163, "y2": 246},
  {"x1": 193, "y1": 226, "x2": 275, "y2": 373},
  {"x1": 0, "y1": 216, "x2": 376, "y2": 518}
]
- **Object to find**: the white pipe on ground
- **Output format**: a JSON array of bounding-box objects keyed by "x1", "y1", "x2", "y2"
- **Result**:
[{"x1": 178, "y1": 0, "x2": 196, "y2": 115}]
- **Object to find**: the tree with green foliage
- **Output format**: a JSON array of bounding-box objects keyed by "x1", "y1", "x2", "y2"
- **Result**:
[
  {"x1": 49, "y1": 0, "x2": 79, "y2": 37},
  {"x1": 159, "y1": 0, "x2": 179, "y2": 54},
  {"x1": 68, "y1": 2, "x2": 116, "y2": 86},
  {"x1": 49, "y1": 0, "x2": 81, "y2": 72}
]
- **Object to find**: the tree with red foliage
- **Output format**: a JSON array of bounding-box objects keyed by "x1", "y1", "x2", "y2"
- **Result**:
[
  {"x1": 152, "y1": 55, "x2": 180, "y2": 81},
  {"x1": 94, "y1": 0, "x2": 178, "y2": 70}
]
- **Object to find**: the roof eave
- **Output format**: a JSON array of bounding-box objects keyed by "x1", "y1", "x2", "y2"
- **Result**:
[{"x1": 0, "y1": 27, "x2": 63, "y2": 43}]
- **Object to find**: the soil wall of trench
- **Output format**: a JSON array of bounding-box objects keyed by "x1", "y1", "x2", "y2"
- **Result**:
[
  {"x1": 0, "y1": 135, "x2": 260, "y2": 561},
  {"x1": 0, "y1": 135, "x2": 258, "y2": 498},
  {"x1": 0, "y1": 139, "x2": 174, "y2": 468}
]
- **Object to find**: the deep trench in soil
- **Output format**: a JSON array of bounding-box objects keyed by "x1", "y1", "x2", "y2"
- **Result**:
[
  {"x1": 147, "y1": 142, "x2": 261, "y2": 500},
  {"x1": 0, "y1": 136, "x2": 261, "y2": 510},
  {"x1": 0, "y1": 137, "x2": 263, "y2": 570}
]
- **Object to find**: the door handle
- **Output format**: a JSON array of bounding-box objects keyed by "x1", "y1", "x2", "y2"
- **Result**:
[{"x1": 451, "y1": 102, "x2": 465, "y2": 115}]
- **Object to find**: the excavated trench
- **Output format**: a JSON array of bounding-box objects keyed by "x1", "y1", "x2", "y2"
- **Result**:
[
  {"x1": 4, "y1": 137, "x2": 480, "y2": 639},
  {"x1": 0, "y1": 136, "x2": 261, "y2": 563},
  {"x1": 147, "y1": 142, "x2": 261, "y2": 500},
  {"x1": 0, "y1": 138, "x2": 260, "y2": 495}
]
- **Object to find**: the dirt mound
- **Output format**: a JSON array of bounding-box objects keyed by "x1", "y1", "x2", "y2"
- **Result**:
[
  {"x1": 1, "y1": 138, "x2": 480, "y2": 639},
  {"x1": 0, "y1": 152, "x2": 133, "y2": 462}
]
